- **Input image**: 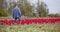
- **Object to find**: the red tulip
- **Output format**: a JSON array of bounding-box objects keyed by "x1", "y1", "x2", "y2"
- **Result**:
[{"x1": 0, "y1": 17, "x2": 60, "y2": 25}]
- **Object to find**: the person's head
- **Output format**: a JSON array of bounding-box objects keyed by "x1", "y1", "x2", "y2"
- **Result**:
[{"x1": 13, "y1": 3, "x2": 18, "y2": 8}]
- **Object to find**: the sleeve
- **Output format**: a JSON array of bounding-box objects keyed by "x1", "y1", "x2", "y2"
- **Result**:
[
  {"x1": 19, "y1": 8, "x2": 21, "y2": 15},
  {"x1": 18, "y1": 8, "x2": 21, "y2": 17}
]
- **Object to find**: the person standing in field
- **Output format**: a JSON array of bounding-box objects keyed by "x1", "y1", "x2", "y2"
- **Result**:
[{"x1": 12, "y1": 4, "x2": 21, "y2": 24}]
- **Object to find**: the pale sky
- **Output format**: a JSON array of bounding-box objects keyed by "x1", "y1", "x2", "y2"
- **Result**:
[{"x1": 29, "y1": 0, "x2": 60, "y2": 14}]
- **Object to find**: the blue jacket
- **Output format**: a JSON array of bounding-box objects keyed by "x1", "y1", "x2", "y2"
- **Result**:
[{"x1": 12, "y1": 6, "x2": 21, "y2": 18}]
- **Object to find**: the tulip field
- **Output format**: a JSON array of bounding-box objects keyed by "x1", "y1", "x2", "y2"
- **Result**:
[
  {"x1": 0, "y1": 17, "x2": 60, "y2": 32},
  {"x1": 0, "y1": 17, "x2": 60, "y2": 25}
]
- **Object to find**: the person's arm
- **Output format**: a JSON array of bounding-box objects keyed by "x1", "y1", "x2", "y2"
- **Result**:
[
  {"x1": 19, "y1": 8, "x2": 21, "y2": 15},
  {"x1": 18, "y1": 8, "x2": 21, "y2": 17}
]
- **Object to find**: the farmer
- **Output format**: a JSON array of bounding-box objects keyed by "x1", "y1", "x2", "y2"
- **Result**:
[{"x1": 12, "y1": 4, "x2": 21, "y2": 24}]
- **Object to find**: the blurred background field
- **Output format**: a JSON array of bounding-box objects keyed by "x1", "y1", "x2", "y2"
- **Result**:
[
  {"x1": 0, "y1": 0, "x2": 60, "y2": 17},
  {"x1": 0, "y1": 0, "x2": 60, "y2": 32}
]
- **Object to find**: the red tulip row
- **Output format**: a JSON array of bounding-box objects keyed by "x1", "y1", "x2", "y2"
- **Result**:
[{"x1": 0, "y1": 18, "x2": 60, "y2": 25}]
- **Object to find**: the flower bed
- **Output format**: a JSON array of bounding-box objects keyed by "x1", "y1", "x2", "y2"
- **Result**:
[{"x1": 0, "y1": 17, "x2": 60, "y2": 25}]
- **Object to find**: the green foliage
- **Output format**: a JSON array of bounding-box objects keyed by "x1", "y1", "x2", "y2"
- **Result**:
[
  {"x1": 0, "y1": 0, "x2": 4, "y2": 9},
  {"x1": 8, "y1": 8, "x2": 12, "y2": 15},
  {"x1": 0, "y1": 9, "x2": 9, "y2": 17},
  {"x1": 0, "y1": 24, "x2": 60, "y2": 32},
  {"x1": 19, "y1": 0, "x2": 34, "y2": 17},
  {"x1": 37, "y1": 2, "x2": 48, "y2": 17},
  {"x1": 25, "y1": 12, "x2": 34, "y2": 17},
  {"x1": 54, "y1": 14, "x2": 60, "y2": 17},
  {"x1": 48, "y1": 14, "x2": 60, "y2": 17}
]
